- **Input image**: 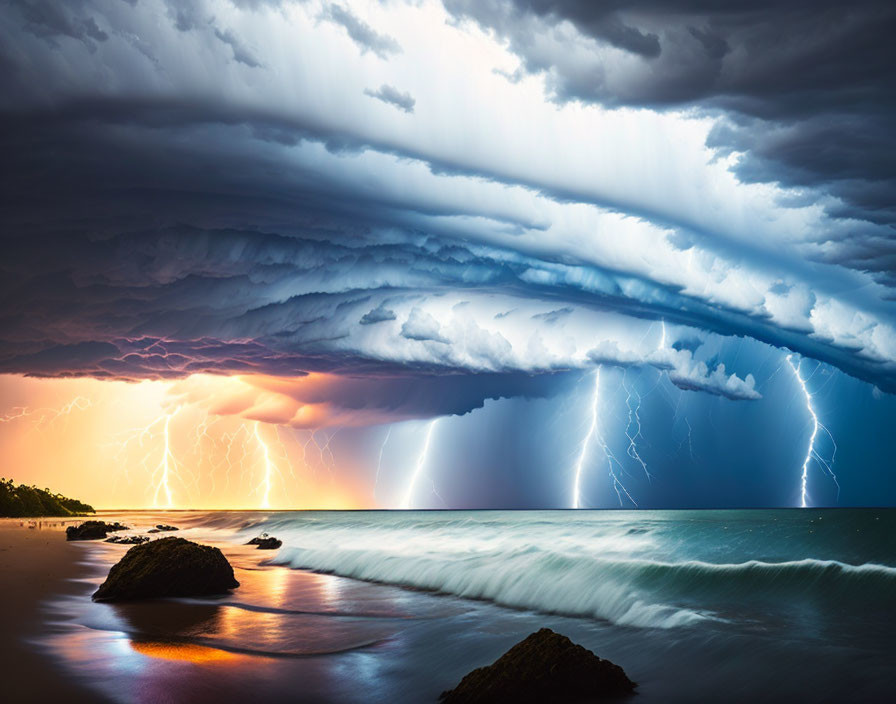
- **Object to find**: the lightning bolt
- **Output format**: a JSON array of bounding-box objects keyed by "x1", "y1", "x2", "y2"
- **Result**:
[
  {"x1": 290, "y1": 428, "x2": 340, "y2": 478},
  {"x1": 220, "y1": 424, "x2": 251, "y2": 490},
  {"x1": 572, "y1": 367, "x2": 637, "y2": 509},
  {"x1": 684, "y1": 417, "x2": 695, "y2": 461},
  {"x1": 401, "y1": 419, "x2": 438, "y2": 510},
  {"x1": 0, "y1": 407, "x2": 31, "y2": 424},
  {"x1": 786, "y1": 354, "x2": 839, "y2": 507},
  {"x1": 374, "y1": 425, "x2": 393, "y2": 501},
  {"x1": 1, "y1": 396, "x2": 92, "y2": 429},
  {"x1": 153, "y1": 407, "x2": 181, "y2": 508},
  {"x1": 253, "y1": 421, "x2": 275, "y2": 509},
  {"x1": 622, "y1": 370, "x2": 651, "y2": 481}
]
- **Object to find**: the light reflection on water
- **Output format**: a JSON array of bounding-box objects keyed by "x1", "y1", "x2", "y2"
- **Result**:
[
  {"x1": 128, "y1": 641, "x2": 239, "y2": 664},
  {"x1": 41, "y1": 512, "x2": 465, "y2": 703},
  {"x1": 37, "y1": 510, "x2": 896, "y2": 704}
]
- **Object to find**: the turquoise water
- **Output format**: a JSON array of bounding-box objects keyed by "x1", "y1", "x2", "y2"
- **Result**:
[{"x1": 43, "y1": 509, "x2": 896, "y2": 702}]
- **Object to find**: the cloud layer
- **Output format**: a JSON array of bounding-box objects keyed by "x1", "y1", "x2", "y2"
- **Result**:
[{"x1": 1, "y1": 0, "x2": 894, "y2": 423}]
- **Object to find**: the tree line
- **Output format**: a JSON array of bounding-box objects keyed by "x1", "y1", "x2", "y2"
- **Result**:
[{"x1": 0, "y1": 477, "x2": 94, "y2": 517}]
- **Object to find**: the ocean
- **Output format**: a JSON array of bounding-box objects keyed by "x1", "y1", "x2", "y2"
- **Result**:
[{"x1": 42, "y1": 509, "x2": 896, "y2": 702}]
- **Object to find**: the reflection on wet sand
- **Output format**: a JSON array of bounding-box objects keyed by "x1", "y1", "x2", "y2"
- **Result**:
[
  {"x1": 129, "y1": 641, "x2": 238, "y2": 665},
  {"x1": 41, "y1": 516, "x2": 466, "y2": 703}
]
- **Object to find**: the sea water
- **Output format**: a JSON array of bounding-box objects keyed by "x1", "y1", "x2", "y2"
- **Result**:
[{"x1": 42, "y1": 509, "x2": 896, "y2": 703}]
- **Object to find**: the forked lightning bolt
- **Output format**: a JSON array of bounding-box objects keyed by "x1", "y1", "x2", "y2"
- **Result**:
[
  {"x1": 622, "y1": 370, "x2": 651, "y2": 481},
  {"x1": 572, "y1": 367, "x2": 637, "y2": 509},
  {"x1": 154, "y1": 407, "x2": 181, "y2": 508},
  {"x1": 1, "y1": 397, "x2": 92, "y2": 429},
  {"x1": 253, "y1": 421, "x2": 275, "y2": 509},
  {"x1": 401, "y1": 419, "x2": 438, "y2": 509},
  {"x1": 786, "y1": 354, "x2": 838, "y2": 507}
]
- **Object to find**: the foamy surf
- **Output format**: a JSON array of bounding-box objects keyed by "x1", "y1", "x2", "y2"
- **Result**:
[
  {"x1": 242, "y1": 510, "x2": 896, "y2": 630},
  {"x1": 273, "y1": 544, "x2": 710, "y2": 628}
]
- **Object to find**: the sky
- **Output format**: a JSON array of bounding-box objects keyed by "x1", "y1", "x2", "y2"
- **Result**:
[{"x1": 1, "y1": 0, "x2": 895, "y2": 509}]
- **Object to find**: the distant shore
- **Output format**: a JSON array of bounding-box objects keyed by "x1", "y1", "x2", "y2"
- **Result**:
[{"x1": 0, "y1": 519, "x2": 110, "y2": 704}]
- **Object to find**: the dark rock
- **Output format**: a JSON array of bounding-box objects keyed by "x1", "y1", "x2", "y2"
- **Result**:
[
  {"x1": 255, "y1": 537, "x2": 282, "y2": 550},
  {"x1": 105, "y1": 535, "x2": 149, "y2": 545},
  {"x1": 439, "y1": 628, "x2": 636, "y2": 703},
  {"x1": 66, "y1": 520, "x2": 129, "y2": 541},
  {"x1": 147, "y1": 524, "x2": 178, "y2": 533},
  {"x1": 246, "y1": 533, "x2": 282, "y2": 549},
  {"x1": 92, "y1": 537, "x2": 240, "y2": 601}
]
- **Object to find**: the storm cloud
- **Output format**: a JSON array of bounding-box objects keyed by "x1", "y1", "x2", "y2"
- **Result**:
[
  {"x1": 444, "y1": 0, "x2": 896, "y2": 230},
  {"x1": 1, "y1": 0, "x2": 895, "y2": 422}
]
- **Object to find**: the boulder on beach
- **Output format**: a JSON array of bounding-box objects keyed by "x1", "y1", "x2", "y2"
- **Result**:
[
  {"x1": 146, "y1": 524, "x2": 178, "y2": 533},
  {"x1": 246, "y1": 533, "x2": 282, "y2": 550},
  {"x1": 105, "y1": 535, "x2": 149, "y2": 545},
  {"x1": 93, "y1": 537, "x2": 240, "y2": 601},
  {"x1": 439, "y1": 628, "x2": 636, "y2": 704},
  {"x1": 66, "y1": 520, "x2": 129, "y2": 541}
]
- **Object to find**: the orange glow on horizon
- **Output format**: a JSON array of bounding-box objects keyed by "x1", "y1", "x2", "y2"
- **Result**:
[{"x1": 0, "y1": 373, "x2": 373, "y2": 510}]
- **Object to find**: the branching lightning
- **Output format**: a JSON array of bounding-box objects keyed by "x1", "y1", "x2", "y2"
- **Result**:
[
  {"x1": 572, "y1": 367, "x2": 637, "y2": 509},
  {"x1": 622, "y1": 370, "x2": 651, "y2": 481},
  {"x1": 253, "y1": 421, "x2": 275, "y2": 509},
  {"x1": 103, "y1": 403, "x2": 300, "y2": 508},
  {"x1": 786, "y1": 354, "x2": 839, "y2": 507},
  {"x1": 1, "y1": 396, "x2": 92, "y2": 429},
  {"x1": 290, "y1": 428, "x2": 340, "y2": 478},
  {"x1": 401, "y1": 419, "x2": 438, "y2": 510},
  {"x1": 106, "y1": 406, "x2": 189, "y2": 507},
  {"x1": 154, "y1": 407, "x2": 181, "y2": 508}
]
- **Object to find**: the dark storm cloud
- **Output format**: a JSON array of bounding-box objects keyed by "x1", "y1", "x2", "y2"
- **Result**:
[
  {"x1": 444, "y1": 0, "x2": 896, "y2": 228},
  {"x1": 322, "y1": 3, "x2": 401, "y2": 58},
  {"x1": 0, "y1": 0, "x2": 895, "y2": 410},
  {"x1": 0, "y1": 103, "x2": 889, "y2": 392},
  {"x1": 0, "y1": 77, "x2": 879, "y2": 302},
  {"x1": 8, "y1": 0, "x2": 109, "y2": 45},
  {"x1": 364, "y1": 84, "x2": 416, "y2": 113}
]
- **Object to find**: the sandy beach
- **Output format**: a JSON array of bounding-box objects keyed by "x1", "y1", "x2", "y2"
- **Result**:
[{"x1": 0, "y1": 519, "x2": 111, "y2": 704}]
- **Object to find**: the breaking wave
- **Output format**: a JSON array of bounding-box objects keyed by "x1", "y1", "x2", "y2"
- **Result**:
[{"x1": 270, "y1": 541, "x2": 896, "y2": 629}]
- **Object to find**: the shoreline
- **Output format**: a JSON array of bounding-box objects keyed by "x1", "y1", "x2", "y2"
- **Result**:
[
  {"x1": 0, "y1": 519, "x2": 112, "y2": 704},
  {"x1": 3, "y1": 510, "x2": 894, "y2": 703}
]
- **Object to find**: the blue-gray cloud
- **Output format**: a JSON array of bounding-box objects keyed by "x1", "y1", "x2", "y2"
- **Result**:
[
  {"x1": 323, "y1": 3, "x2": 401, "y2": 59},
  {"x1": 365, "y1": 84, "x2": 415, "y2": 113},
  {"x1": 444, "y1": 0, "x2": 896, "y2": 229},
  {"x1": 0, "y1": 0, "x2": 894, "y2": 421}
]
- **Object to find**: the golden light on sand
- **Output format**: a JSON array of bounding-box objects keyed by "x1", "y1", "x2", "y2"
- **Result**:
[{"x1": 129, "y1": 640, "x2": 238, "y2": 664}]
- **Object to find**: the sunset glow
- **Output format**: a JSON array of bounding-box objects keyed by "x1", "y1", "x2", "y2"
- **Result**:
[{"x1": 0, "y1": 373, "x2": 368, "y2": 509}]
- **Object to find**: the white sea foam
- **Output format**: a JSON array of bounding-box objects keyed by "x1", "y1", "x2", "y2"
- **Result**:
[{"x1": 251, "y1": 512, "x2": 896, "y2": 629}]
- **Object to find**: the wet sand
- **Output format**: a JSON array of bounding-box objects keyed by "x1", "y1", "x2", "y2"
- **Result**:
[{"x1": 0, "y1": 519, "x2": 111, "y2": 704}]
